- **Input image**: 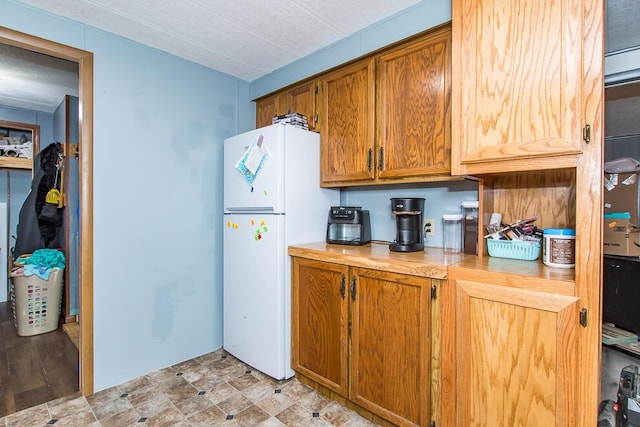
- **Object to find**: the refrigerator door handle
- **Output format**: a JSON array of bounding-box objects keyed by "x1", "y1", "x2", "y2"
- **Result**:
[{"x1": 225, "y1": 207, "x2": 275, "y2": 213}]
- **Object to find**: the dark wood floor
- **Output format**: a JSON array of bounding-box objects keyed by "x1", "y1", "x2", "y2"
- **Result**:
[{"x1": 0, "y1": 301, "x2": 79, "y2": 418}]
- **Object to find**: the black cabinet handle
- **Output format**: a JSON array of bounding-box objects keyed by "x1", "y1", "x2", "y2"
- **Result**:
[
  {"x1": 367, "y1": 148, "x2": 372, "y2": 171},
  {"x1": 340, "y1": 274, "x2": 346, "y2": 299},
  {"x1": 351, "y1": 276, "x2": 356, "y2": 301}
]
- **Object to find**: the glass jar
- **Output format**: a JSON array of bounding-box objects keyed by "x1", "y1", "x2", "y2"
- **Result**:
[{"x1": 443, "y1": 214, "x2": 463, "y2": 253}]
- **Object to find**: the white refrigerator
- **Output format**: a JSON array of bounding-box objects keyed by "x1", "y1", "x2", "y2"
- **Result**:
[{"x1": 223, "y1": 123, "x2": 339, "y2": 380}]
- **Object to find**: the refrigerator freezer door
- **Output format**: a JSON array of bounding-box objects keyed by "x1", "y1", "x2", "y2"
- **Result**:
[
  {"x1": 223, "y1": 213, "x2": 289, "y2": 379},
  {"x1": 224, "y1": 125, "x2": 284, "y2": 213}
]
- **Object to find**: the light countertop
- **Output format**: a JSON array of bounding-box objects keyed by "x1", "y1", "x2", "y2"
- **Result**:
[
  {"x1": 288, "y1": 241, "x2": 466, "y2": 279},
  {"x1": 288, "y1": 241, "x2": 576, "y2": 285}
]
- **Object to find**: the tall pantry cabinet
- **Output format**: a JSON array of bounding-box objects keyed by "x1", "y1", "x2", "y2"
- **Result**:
[{"x1": 444, "y1": 0, "x2": 604, "y2": 426}]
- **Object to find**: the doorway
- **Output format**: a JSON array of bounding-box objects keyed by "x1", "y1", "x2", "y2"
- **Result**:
[{"x1": 0, "y1": 27, "x2": 94, "y2": 396}]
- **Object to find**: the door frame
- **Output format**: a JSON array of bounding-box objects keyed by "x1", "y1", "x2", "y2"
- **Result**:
[{"x1": 0, "y1": 26, "x2": 94, "y2": 395}]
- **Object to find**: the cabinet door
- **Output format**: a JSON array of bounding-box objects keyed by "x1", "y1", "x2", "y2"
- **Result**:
[
  {"x1": 291, "y1": 258, "x2": 349, "y2": 397},
  {"x1": 442, "y1": 267, "x2": 579, "y2": 426},
  {"x1": 377, "y1": 26, "x2": 451, "y2": 180},
  {"x1": 286, "y1": 81, "x2": 319, "y2": 131},
  {"x1": 255, "y1": 93, "x2": 283, "y2": 128},
  {"x1": 451, "y1": 0, "x2": 584, "y2": 175},
  {"x1": 350, "y1": 268, "x2": 431, "y2": 426},
  {"x1": 320, "y1": 58, "x2": 375, "y2": 185}
]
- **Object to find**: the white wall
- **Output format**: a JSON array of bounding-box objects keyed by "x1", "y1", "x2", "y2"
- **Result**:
[{"x1": 2, "y1": 0, "x2": 254, "y2": 391}]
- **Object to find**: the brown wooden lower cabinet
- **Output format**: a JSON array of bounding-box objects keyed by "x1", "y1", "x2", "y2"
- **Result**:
[
  {"x1": 292, "y1": 258, "x2": 349, "y2": 396},
  {"x1": 292, "y1": 257, "x2": 438, "y2": 427},
  {"x1": 442, "y1": 264, "x2": 580, "y2": 426}
]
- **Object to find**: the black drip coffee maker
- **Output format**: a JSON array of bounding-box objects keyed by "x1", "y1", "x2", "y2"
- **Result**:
[{"x1": 389, "y1": 197, "x2": 425, "y2": 252}]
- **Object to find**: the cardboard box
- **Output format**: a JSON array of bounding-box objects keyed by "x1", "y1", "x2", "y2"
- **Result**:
[
  {"x1": 603, "y1": 213, "x2": 640, "y2": 256},
  {"x1": 604, "y1": 173, "x2": 640, "y2": 224}
]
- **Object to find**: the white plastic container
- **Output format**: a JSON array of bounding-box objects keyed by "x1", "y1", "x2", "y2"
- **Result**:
[
  {"x1": 443, "y1": 214, "x2": 463, "y2": 253},
  {"x1": 542, "y1": 228, "x2": 576, "y2": 268}
]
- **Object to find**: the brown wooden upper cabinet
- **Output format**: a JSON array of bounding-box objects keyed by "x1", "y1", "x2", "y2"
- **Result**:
[
  {"x1": 320, "y1": 24, "x2": 452, "y2": 187},
  {"x1": 255, "y1": 80, "x2": 320, "y2": 131},
  {"x1": 377, "y1": 25, "x2": 451, "y2": 181},
  {"x1": 255, "y1": 92, "x2": 282, "y2": 130},
  {"x1": 320, "y1": 57, "x2": 376, "y2": 185},
  {"x1": 287, "y1": 81, "x2": 320, "y2": 130},
  {"x1": 451, "y1": 1, "x2": 585, "y2": 175}
]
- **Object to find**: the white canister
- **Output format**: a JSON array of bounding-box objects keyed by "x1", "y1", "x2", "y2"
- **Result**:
[{"x1": 542, "y1": 228, "x2": 576, "y2": 268}]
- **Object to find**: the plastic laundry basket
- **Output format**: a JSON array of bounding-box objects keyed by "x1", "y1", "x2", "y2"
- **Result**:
[{"x1": 9, "y1": 267, "x2": 64, "y2": 336}]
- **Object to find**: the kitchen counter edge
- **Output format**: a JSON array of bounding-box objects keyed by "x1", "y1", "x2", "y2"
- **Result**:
[
  {"x1": 287, "y1": 242, "x2": 465, "y2": 279},
  {"x1": 288, "y1": 242, "x2": 577, "y2": 286}
]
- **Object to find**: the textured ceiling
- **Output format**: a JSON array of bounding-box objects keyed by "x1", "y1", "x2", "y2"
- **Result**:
[
  {"x1": 0, "y1": 0, "x2": 421, "y2": 113},
  {"x1": 0, "y1": 43, "x2": 78, "y2": 113},
  {"x1": 17, "y1": 0, "x2": 422, "y2": 81}
]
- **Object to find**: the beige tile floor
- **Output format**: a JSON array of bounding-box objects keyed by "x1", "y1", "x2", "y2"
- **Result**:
[{"x1": 0, "y1": 349, "x2": 379, "y2": 427}]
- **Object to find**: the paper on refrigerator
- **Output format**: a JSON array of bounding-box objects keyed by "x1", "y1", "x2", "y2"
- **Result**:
[{"x1": 235, "y1": 134, "x2": 270, "y2": 185}]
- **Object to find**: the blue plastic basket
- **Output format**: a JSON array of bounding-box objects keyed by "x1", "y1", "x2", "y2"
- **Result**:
[{"x1": 486, "y1": 238, "x2": 541, "y2": 261}]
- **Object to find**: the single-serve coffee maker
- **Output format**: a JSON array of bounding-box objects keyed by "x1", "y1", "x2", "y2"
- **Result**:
[{"x1": 389, "y1": 198, "x2": 425, "y2": 252}]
